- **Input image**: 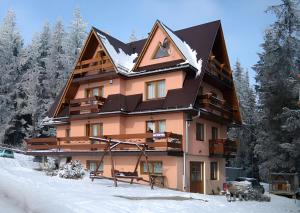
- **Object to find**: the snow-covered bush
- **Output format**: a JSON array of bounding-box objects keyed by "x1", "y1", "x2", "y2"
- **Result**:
[
  {"x1": 44, "y1": 158, "x2": 58, "y2": 176},
  {"x1": 58, "y1": 160, "x2": 85, "y2": 179}
]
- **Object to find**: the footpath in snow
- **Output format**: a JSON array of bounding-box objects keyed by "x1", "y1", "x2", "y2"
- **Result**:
[{"x1": 0, "y1": 154, "x2": 299, "y2": 213}]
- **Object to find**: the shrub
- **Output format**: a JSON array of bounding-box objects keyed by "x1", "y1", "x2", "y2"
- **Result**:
[
  {"x1": 58, "y1": 160, "x2": 85, "y2": 179},
  {"x1": 44, "y1": 158, "x2": 58, "y2": 176}
]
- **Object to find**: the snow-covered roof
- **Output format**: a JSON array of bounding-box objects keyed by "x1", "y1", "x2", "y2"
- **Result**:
[
  {"x1": 96, "y1": 32, "x2": 137, "y2": 73},
  {"x1": 161, "y1": 23, "x2": 202, "y2": 76}
]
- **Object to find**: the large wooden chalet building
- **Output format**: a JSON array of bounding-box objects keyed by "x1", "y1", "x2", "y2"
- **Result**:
[{"x1": 27, "y1": 20, "x2": 241, "y2": 194}]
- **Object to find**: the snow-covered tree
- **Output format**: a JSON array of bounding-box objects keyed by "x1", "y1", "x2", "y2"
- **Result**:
[
  {"x1": 128, "y1": 30, "x2": 137, "y2": 43},
  {"x1": 228, "y1": 60, "x2": 258, "y2": 177},
  {"x1": 48, "y1": 19, "x2": 68, "y2": 99},
  {"x1": 253, "y1": 0, "x2": 300, "y2": 180},
  {"x1": 66, "y1": 8, "x2": 87, "y2": 67},
  {"x1": 0, "y1": 10, "x2": 24, "y2": 143}
]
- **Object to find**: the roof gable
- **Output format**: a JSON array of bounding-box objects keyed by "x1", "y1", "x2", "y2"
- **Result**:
[
  {"x1": 93, "y1": 28, "x2": 138, "y2": 73},
  {"x1": 53, "y1": 29, "x2": 118, "y2": 117},
  {"x1": 133, "y1": 21, "x2": 185, "y2": 70}
]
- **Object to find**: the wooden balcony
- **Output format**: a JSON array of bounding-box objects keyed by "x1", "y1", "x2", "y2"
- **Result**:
[
  {"x1": 198, "y1": 93, "x2": 234, "y2": 119},
  {"x1": 26, "y1": 132, "x2": 183, "y2": 153},
  {"x1": 74, "y1": 56, "x2": 114, "y2": 75},
  {"x1": 209, "y1": 139, "x2": 237, "y2": 158},
  {"x1": 205, "y1": 56, "x2": 233, "y2": 88},
  {"x1": 69, "y1": 96, "x2": 106, "y2": 115}
]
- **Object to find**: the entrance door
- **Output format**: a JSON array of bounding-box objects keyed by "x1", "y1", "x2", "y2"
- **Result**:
[{"x1": 190, "y1": 162, "x2": 204, "y2": 193}]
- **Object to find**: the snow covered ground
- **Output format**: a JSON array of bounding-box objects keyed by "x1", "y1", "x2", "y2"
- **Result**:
[{"x1": 0, "y1": 154, "x2": 299, "y2": 213}]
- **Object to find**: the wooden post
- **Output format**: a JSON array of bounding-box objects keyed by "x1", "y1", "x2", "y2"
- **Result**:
[
  {"x1": 144, "y1": 152, "x2": 152, "y2": 189},
  {"x1": 109, "y1": 138, "x2": 117, "y2": 187},
  {"x1": 91, "y1": 143, "x2": 109, "y2": 182},
  {"x1": 131, "y1": 146, "x2": 144, "y2": 184},
  {"x1": 57, "y1": 138, "x2": 61, "y2": 151}
]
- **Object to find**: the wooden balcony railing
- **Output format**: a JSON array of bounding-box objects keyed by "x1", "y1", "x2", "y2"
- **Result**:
[
  {"x1": 74, "y1": 56, "x2": 114, "y2": 74},
  {"x1": 26, "y1": 132, "x2": 183, "y2": 152},
  {"x1": 206, "y1": 56, "x2": 233, "y2": 86},
  {"x1": 198, "y1": 93, "x2": 233, "y2": 119},
  {"x1": 69, "y1": 96, "x2": 106, "y2": 115},
  {"x1": 209, "y1": 139, "x2": 237, "y2": 157}
]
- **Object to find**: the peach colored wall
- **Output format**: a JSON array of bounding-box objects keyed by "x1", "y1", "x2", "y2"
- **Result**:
[
  {"x1": 139, "y1": 27, "x2": 183, "y2": 68},
  {"x1": 74, "y1": 71, "x2": 185, "y2": 101},
  {"x1": 74, "y1": 78, "x2": 123, "y2": 99},
  {"x1": 73, "y1": 155, "x2": 183, "y2": 190},
  {"x1": 125, "y1": 71, "x2": 186, "y2": 100},
  {"x1": 188, "y1": 118, "x2": 227, "y2": 156},
  {"x1": 124, "y1": 112, "x2": 184, "y2": 135},
  {"x1": 72, "y1": 154, "x2": 224, "y2": 194},
  {"x1": 66, "y1": 112, "x2": 184, "y2": 138},
  {"x1": 70, "y1": 116, "x2": 122, "y2": 136},
  {"x1": 56, "y1": 125, "x2": 69, "y2": 137}
]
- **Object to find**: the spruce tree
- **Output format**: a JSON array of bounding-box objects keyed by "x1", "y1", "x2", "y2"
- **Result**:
[
  {"x1": 229, "y1": 60, "x2": 258, "y2": 177},
  {"x1": 67, "y1": 8, "x2": 87, "y2": 67},
  {"x1": 48, "y1": 19, "x2": 68, "y2": 99},
  {"x1": 254, "y1": 0, "x2": 300, "y2": 179},
  {"x1": 0, "y1": 10, "x2": 24, "y2": 144}
]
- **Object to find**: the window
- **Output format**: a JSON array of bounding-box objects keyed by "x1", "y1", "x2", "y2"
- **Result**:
[
  {"x1": 87, "y1": 160, "x2": 103, "y2": 172},
  {"x1": 153, "y1": 38, "x2": 170, "y2": 59},
  {"x1": 210, "y1": 162, "x2": 218, "y2": 180},
  {"x1": 85, "y1": 86, "x2": 104, "y2": 98},
  {"x1": 140, "y1": 161, "x2": 163, "y2": 174},
  {"x1": 146, "y1": 80, "x2": 166, "y2": 100},
  {"x1": 146, "y1": 120, "x2": 166, "y2": 133},
  {"x1": 86, "y1": 123, "x2": 103, "y2": 137},
  {"x1": 212, "y1": 127, "x2": 218, "y2": 140},
  {"x1": 196, "y1": 123, "x2": 204, "y2": 141}
]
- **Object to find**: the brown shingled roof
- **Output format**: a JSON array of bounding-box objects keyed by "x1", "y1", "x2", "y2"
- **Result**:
[{"x1": 47, "y1": 20, "x2": 221, "y2": 118}]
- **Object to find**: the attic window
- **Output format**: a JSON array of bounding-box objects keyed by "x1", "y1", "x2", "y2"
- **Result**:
[{"x1": 153, "y1": 38, "x2": 170, "y2": 59}]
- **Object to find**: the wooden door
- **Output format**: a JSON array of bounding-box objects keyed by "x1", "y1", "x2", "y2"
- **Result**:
[{"x1": 190, "y1": 162, "x2": 204, "y2": 193}]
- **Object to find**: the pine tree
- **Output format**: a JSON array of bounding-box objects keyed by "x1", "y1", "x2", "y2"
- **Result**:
[
  {"x1": 229, "y1": 60, "x2": 258, "y2": 177},
  {"x1": 0, "y1": 10, "x2": 24, "y2": 143},
  {"x1": 254, "y1": 0, "x2": 300, "y2": 179},
  {"x1": 129, "y1": 30, "x2": 137, "y2": 43},
  {"x1": 48, "y1": 19, "x2": 68, "y2": 99},
  {"x1": 66, "y1": 8, "x2": 87, "y2": 67}
]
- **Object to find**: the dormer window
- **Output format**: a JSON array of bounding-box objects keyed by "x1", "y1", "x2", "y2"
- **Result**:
[
  {"x1": 146, "y1": 80, "x2": 166, "y2": 100},
  {"x1": 153, "y1": 38, "x2": 170, "y2": 59}
]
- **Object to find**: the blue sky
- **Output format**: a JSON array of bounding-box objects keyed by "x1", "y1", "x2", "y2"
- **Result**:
[{"x1": 0, "y1": 0, "x2": 281, "y2": 85}]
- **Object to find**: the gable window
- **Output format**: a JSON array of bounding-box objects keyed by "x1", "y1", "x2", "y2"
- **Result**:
[
  {"x1": 212, "y1": 127, "x2": 218, "y2": 140},
  {"x1": 146, "y1": 120, "x2": 166, "y2": 133},
  {"x1": 146, "y1": 80, "x2": 166, "y2": 100},
  {"x1": 86, "y1": 86, "x2": 104, "y2": 98},
  {"x1": 196, "y1": 123, "x2": 204, "y2": 141},
  {"x1": 210, "y1": 162, "x2": 218, "y2": 180},
  {"x1": 153, "y1": 38, "x2": 170, "y2": 59},
  {"x1": 86, "y1": 123, "x2": 103, "y2": 137},
  {"x1": 140, "y1": 161, "x2": 163, "y2": 174}
]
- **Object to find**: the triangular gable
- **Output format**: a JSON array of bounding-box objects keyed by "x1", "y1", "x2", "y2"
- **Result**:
[
  {"x1": 53, "y1": 29, "x2": 118, "y2": 117},
  {"x1": 133, "y1": 21, "x2": 203, "y2": 75},
  {"x1": 94, "y1": 29, "x2": 137, "y2": 73},
  {"x1": 133, "y1": 21, "x2": 185, "y2": 70},
  {"x1": 206, "y1": 25, "x2": 242, "y2": 124}
]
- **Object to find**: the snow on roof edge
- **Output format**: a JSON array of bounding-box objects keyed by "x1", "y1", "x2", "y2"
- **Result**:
[
  {"x1": 97, "y1": 32, "x2": 138, "y2": 73},
  {"x1": 161, "y1": 23, "x2": 203, "y2": 77}
]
